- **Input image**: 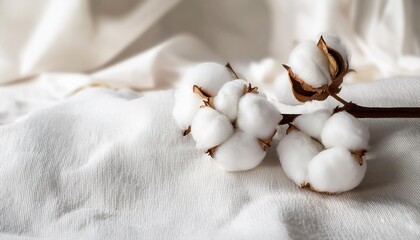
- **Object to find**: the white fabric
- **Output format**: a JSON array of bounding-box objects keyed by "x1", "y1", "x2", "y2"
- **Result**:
[
  {"x1": 1, "y1": 0, "x2": 420, "y2": 239},
  {"x1": 1, "y1": 80, "x2": 420, "y2": 239},
  {"x1": 1, "y1": 0, "x2": 420, "y2": 84}
]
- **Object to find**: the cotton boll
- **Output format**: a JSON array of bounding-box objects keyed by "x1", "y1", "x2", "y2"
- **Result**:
[
  {"x1": 321, "y1": 111, "x2": 369, "y2": 151},
  {"x1": 289, "y1": 42, "x2": 331, "y2": 87},
  {"x1": 277, "y1": 131, "x2": 323, "y2": 185},
  {"x1": 172, "y1": 87, "x2": 203, "y2": 130},
  {"x1": 191, "y1": 107, "x2": 234, "y2": 150},
  {"x1": 273, "y1": 71, "x2": 302, "y2": 106},
  {"x1": 181, "y1": 62, "x2": 235, "y2": 96},
  {"x1": 322, "y1": 34, "x2": 349, "y2": 64},
  {"x1": 213, "y1": 131, "x2": 266, "y2": 171},
  {"x1": 308, "y1": 147, "x2": 367, "y2": 193},
  {"x1": 293, "y1": 109, "x2": 332, "y2": 139},
  {"x1": 236, "y1": 93, "x2": 282, "y2": 140},
  {"x1": 213, "y1": 79, "x2": 247, "y2": 121},
  {"x1": 248, "y1": 58, "x2": 282, "y2": 84}
]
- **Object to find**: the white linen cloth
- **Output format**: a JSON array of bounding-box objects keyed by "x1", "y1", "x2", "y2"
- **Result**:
[
  {"x1": 1, "y1": 0, "x2": 420, "y2": 239},
  {"x1": 1, "y1": 79, "x2": 420, "y2": 239}
]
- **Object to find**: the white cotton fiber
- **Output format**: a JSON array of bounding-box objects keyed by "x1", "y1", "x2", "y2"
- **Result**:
[
  {"x1": 288, "y1": 42, "x2": 331, "y2": 87},
  {"x1": 173, "y1": 62, "x2": 234, "y2": 131},
  {"x1": 321, "y1": 111, "x2": 369, "y2": 151},
  {"x1": 213, "y1": 131, "x2": 266, "y2": 171},
  {"x1": 248, "y1": 58, "x2": 281, "y2": 84},
  {"x1": 191, "y1": 107, "x2": 234, "y2": 150},
  {"x1": 273, "y1": 71, "x2": 302, "y2": 106},
  {"x1": 293, "y1": 109, "x2": 332, "y2": 139},
  {"x1": 172, "y1": 86, "x2": 203, "y2": 130},
  {"x1": 213, "y1": 79, "x2": 247, "y2": 121},
  {"x1": 322, "y1": 34, "x2": 349, "y2": 64},
  {"x1": 308, "y1": 147, "x2": 367, "y2": 193},
  {"x1": 277, "y1": 131, "x2": 323, "y2": 185},
  {"x1": 181, "y1": 62, "x2": 235, "y2": 96},
  {"x1": 236, "y1": 93, "x2": 282, "y2": 140}
]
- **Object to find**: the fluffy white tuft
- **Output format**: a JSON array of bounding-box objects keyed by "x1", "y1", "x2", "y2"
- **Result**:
[
  {"x1": 288, "y1": 42, "x2": 331, "y2": 87},
  {"x1": 173, "y1": 62, "x2": 236, "y2": 130},
  {"x1": 191, "y1": 107, "x2": 234, "y2": 150},
  {"x1": 273, "y1": 71, "x2": 302, "y2": 106},
  {"x1": 213, "y1": 131, "x2": 266, "y2": 171},
  {"x1": 181, "y1": 62, "x2": 235, "y2": 96},
  {"x1": 321, "y1": 111, "x2": 369, "y2": 151},
  {"x1": 213, "y1": 79, "x2": 247, "y2": 121},
  {"x1": 236, "y1": 93, "x2": 282, "y2": 139},
  {"x1": 172, "y1": 86, "x2": 203, "y2": 130},
  {"x1": 308, "y1": 147, "x2": 367, "y2": 193},
  {"x1": 293, "y1": 109, "x2": 332, "y2": 139},
  {"x1": 277, "y1": 131, "x2": 323, "y2": 185},
  {"x1": 248, "y1": 58, "x2": 281, "y2": 84}
]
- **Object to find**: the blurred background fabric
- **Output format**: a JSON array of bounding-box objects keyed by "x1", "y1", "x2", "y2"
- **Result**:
[
  {"x1": 1, "y1": 0, "x2": 419, "y2": 123},
  {"x1": 0, "y1": 0, "x2": 420, "y2": 239},
  {"x1": 1, "y1": 0, "x2": 419, "y2": 84}
]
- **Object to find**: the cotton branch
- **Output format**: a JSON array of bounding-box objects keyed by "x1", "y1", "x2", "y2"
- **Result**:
[{"x1": 279, "y1": 96, "x2": 420, "y2": 125}]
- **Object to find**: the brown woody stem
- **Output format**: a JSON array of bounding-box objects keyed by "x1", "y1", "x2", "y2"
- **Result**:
[
  {"x1": 279, "y1": 95, "x2": 420, "y2": 125},
  {"x1": 327, "y1": 90, "x2": 351, "y2": 106},
  {"x1": 335, "y1": 105, "x2": 420, "y2": 118}
]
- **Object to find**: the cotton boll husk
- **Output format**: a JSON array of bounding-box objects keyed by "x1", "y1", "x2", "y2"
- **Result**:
[
  {"x1": 236, "y1": 93, "x2": 282, "y2": 140},
  {"x1": 321, "y1": 111, "x2": 369, "y2": 151},
  {"x1": 322, "y1": 34, "x2": 349, "y2": 64},
  {"x1": 293, "y1": 109, "x2": 332, "y2": 139},
  {"x1": 181, "y1": 62, "x2": 235, "y2": 96},
  {"x1": 213, "y1": 79, "x2": 247, "y2": 121},
  {"x1": 308, "y1": 147, "x2": 367, "y2": 193},
  {"x1": 172, "y1": 87, "x2": 203, "y2": 130},
  {"x1": 213, "y1": 131, "x2": 265, "y2": 171},
  {"x1": 277, "y1": 131, "x2": 323, "y2": 185},
  {"x1": 273, "y1": 71, "x2": 302, "y2": 106},
  {"x1": 191, "y1": 107, "x2": 234, "y2": 150},
  {"x1": 289, "y1": 42, "x2": 331, "y2": 87}
]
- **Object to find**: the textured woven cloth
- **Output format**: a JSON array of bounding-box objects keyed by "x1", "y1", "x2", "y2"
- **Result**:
[{"x1": 0, "y1": 78, "x2": 419, "y2": 239}]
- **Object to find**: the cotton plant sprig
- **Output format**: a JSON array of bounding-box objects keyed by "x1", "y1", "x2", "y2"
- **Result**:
[
  {"x1": 173, "y1": 62, "x2": 281, "y2": 171},
  {"x1": 277, "y1": 34, "x2": 420, "y2": 193},
  {"x1": 172, "y1": 34, "x2": 420, "y2": 194}
]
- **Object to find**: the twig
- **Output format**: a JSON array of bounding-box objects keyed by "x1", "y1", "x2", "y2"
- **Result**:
[{"x1": 279, "y1": 95, "x2": 420, "y2": 125}]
